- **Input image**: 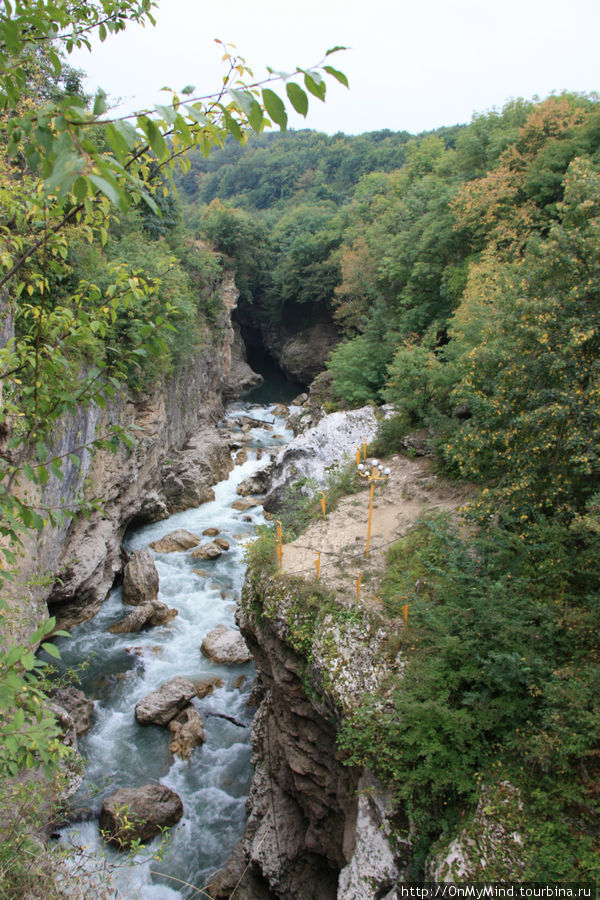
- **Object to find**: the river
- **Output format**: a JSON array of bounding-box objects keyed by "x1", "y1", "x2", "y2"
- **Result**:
[{"x1": 55, "y1": 394, "x2": 294, "y2": 899}]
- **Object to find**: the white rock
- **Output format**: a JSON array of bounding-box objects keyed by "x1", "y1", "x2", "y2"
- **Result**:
[{"x1": 201, "y1": 625, "x2": 252, "y2": 664}]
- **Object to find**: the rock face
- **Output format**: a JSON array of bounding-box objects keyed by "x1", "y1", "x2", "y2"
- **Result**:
[
  {"x1": 201, "y1": 625, "x2": 252, "y2": 664},
  {"x1": 264, "y1": 406, "x2": 379, "y2": 512},
  {"x1": 100, "y1": 784, "x2": 183, "y2": 848},
  {"x1": 209, "y1": 567, "x2": 404, "y2": 900},
  {"x1": 122, "y1": 549, "x2": 159, "y2": 605},
  {"x1": 149, "y1": 529, "x2": 200, "y2": 554},
  {"x1": 257, "y1": 320, "x2": 341, "y2": 384},
  {"x1": 134, "y1": 676, "x2": 197, "y2": 726},
  {"x1": 51, "y1": 687, "x2": 94, "y2": 736},
  {"x1": 6, "y1": 273, "x2": 253, "y2": 636}
]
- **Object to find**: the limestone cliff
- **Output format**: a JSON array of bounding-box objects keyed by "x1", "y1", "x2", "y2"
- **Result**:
[
  {"x1": 6, "y1": 281, "x2": 260, "y2": 635},
  {"x1": 208, "y1": 569, "x2": 404, "y2": 900}
]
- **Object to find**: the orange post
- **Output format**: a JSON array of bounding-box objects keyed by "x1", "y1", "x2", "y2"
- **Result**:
[
  {"x1": 315, "y1": 552, "x2": 321, "y2": 580},
  {"x1": 355, "y1": 448, "x2": 361, "y2": 465},
  {"x1": 402, "y1": 603, "x2": 409, "y2": 629},
  {"x1": 319, "y1": 491, "x2": 326, "y2": 519},
  {"x1": 356, "y1": 571, "x2": 362, "y2": 603}
]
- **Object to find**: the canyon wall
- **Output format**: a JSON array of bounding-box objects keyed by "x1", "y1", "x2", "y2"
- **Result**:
[
  {"x1": 208, "y1": 568, "x2": 404, "y2": 900},
  {"x1": 6, "y1": 277, "x2": 259, "y2": 637}
]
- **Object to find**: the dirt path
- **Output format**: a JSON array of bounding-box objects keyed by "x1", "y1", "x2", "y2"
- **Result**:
[{"x1": 281, "y1": 454, "x2": 473, "y2": 603}]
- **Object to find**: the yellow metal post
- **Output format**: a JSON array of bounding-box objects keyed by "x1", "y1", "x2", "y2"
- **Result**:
[
  {"x1": 402, "y1": 603, "x2": 409, "y2": 629},
  {"x1": 315, "y1": 552, "x2": 321, "y2": 580},
  {"x1": 319, "y1": 491, "x2": 326, "y2": 519},
  {"x1": 356, "y1": 571, "x2": 362, "y2": 603}
]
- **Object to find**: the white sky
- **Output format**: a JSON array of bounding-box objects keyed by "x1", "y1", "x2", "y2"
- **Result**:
[{"x1": 70, "y1": 0, "x2": 600, "y2": 135}]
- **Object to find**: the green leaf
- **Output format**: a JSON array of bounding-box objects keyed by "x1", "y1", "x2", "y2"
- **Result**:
[
  {"x1": 139, "y1": 117, "x2": 168, "y2": 159},
  {"x1": 286, "y1": 83, "x2": 308, "y2": 117},
  {"x1": 223, "y1": 109, "x2": 242, "y2": 142},
  {"x1": 304, "y1": 71, "x2": 326, "y2": 102},
  {"x1": 323, "y1": 65, "x2": 349, "y2": 88},
  {"x1": 181, "y1": 85, "x2": 196, "y2": 95},
  {"x1": 93, "y1": 89, "x2": 107, "y2": 117},
  {"x1": 326, "y1": 45, "x2": 348, "y2": 56},
  {"x1": 88, "y1": 174, "x2": 122, "y2": 208},
  {"x1": 41, "y1": 643, "x2": 61, "y2": 659},
  {"x1": 261, "y1": 89, "x2": 287, "y2": 131}
]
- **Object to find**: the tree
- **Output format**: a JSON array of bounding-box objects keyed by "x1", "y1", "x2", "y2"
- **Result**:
[{"x1": 0, "y1": 0, "x2": 348, "y2": 859}]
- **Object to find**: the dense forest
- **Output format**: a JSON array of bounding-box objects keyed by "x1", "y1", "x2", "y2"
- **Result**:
[
  {"x1": 1, "y1": 0, "x2": 599, "y2": 887},
  {"x1": 180, "y1": 95, "x2": 600, "y2": 879}
]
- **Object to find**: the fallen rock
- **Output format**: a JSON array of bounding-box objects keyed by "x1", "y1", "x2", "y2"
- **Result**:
[
  {"x1": 194, "y1": 677, "x2": 224, "y2": 698},
  {"x1": 232, "y1": 498, "x2": 260, "y2": 511},
  {"x1": 135, "y1": 676, "x2": 197, "y2": 726},
  {"x1": 234, "y1": 449, "x2": 248, "y2": 466},
  {"x1": 122, "y1": 549, "x2": 159, "y2": 606},
  {"x1": 51, "y1": 687, "x2": 94, "y2": 736},
  {"x1": 168, "y1": 705, "x2": 206, "y2": 759},
  {"x1": 190, "y1": 542, "x2": 223, "y2": 560},
  {"x1": 213, "y1": 537, "x2": 230, "y2": 551},
  {"x1": 149, "y1": 601, "x2": 178, "y2": 626},
  {"x1": 150, "y1": 529, "x2": 200, "y2": 553},
  {"x1": 108, "y1": 601, "x2": 177, "y2": 634},
  {"x1": 100, "y1": 784, "x2": 183, "y2": 848},
  {"x1": 202, "y1": 527, "x2": 220, "y2": 536},
  {"x1": 201, "y1": 625, "x2": 252, "y2": 665},
  {"x1": 109, "y1": 603, "x2": 155, "y2": 634},
  {"x1": 236, "y1": 466, "x2": 273, "y2": 497}
]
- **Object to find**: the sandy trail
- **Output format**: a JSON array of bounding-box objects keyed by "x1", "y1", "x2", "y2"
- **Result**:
[{"x1": 281, "y1": 454, "x2": 472, "y2": 602}]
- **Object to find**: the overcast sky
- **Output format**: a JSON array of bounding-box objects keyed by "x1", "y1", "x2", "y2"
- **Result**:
[{"x1": 70, "y1": 0, "x2": 600, "y2": 136}]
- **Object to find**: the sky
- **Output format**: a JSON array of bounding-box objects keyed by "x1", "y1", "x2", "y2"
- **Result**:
[{"x1": 70, "y1": 0, "x2": 600, "y2": 136}]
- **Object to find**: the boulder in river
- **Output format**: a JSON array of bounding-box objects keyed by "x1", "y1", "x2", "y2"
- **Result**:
[
  {"x1": 236, "y1": 466, "x2": 273, "y2": 497},
  {"x1": 100, "y1": 784, "x2": 183, "y2": 848},
  {"x1": 149, "y1": 529, "x2": 200, "y2": 553},
  {"x1": 190, "y1": 542, "x2": 223, "y2": 560},
  {"x1": 201, "y1": 625, "x2": 252, "y2": 665},
  {"x1": 168, "y1": 705, "x2": 206, "y2": 760},
  {"x1": 231, "y1": 497, "x2": 259, "y2": 511},
  {"x1": 203, "y1": 527, "x2": 220, "y2": 536},
  {"x1": 108, "y1": 600, "x2": 177, "y2": 634},
  {"x1": 194, "y1": 677, "x2": 224, "y2": 698},
  {"x1": 122, "y1": 549, "x2": 159, "y2": 606},
  {"x1": 213, "y1": 537, "x2": 230, "y2": 551},
  {"x1": 135, "y1": 676, "x2": 197, "y2": 726}
]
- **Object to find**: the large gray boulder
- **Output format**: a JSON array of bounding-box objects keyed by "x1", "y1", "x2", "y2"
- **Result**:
[
  {"x1": 149, "y1": 529, "x2": 200, "y2": 553},
  {"x1": 122, "y1": 549, "x2": 159, "y2": 606},
  {"x1": 264, "y1": 406, "x2": 379, "y2": 512},
  {"x1": 134, "y1": 676, "x2": 197, "y2": 726},
  {"x1": 100, "y1": 784, "x2": 183, "y2": 848},
  {"x1": 201, "y1": 625, "x2": 252, "y2": 665}
]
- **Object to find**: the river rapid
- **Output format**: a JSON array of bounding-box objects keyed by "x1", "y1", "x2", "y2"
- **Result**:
[{"x1": 55, "y1": 397, "x2": 294, "y2": 899}]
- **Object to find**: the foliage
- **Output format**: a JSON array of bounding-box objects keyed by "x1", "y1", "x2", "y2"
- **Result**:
[
  {"x1": 338, "y1": 513, "x2": 600, "y2": 877},
  {"x1": 277, "y1": 463, "x2": 358, "y2": 540}
]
